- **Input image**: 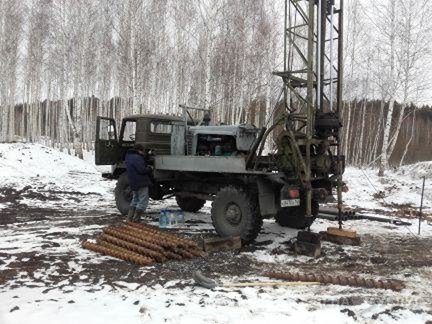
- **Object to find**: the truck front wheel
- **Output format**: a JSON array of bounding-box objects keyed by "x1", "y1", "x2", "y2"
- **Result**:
[
  {"x1": 211, "y1": 186, "x2": 262, "y2": 243},
  {"x1": 115, "y1": 173, "x2": 132, "y2": 215},
  {"x1": 175, "y1": 195, "x2": 206, "y2": 212}
]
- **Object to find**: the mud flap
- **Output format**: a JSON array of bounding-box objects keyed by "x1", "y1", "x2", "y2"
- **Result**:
[{"x1": 257, "y1": 178, "x2": 277, "y2": 217}]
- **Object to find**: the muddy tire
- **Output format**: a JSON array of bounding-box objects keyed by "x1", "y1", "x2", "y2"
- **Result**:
[
  {"x1": 175, "y1": 195, "x2": 206, "y2": 213},
  {"x1": 275, "y1": 196, "x2": 319, "y2": 229},
  {"x1": 211, "y1": 186, "x2": 262, "y2": 243},
  {"x1": 115, "y1": 173, "x2": 132, "y2": 216},
  {"x1": 149, "y1": 184, "x2": 164, "y2": 200}
]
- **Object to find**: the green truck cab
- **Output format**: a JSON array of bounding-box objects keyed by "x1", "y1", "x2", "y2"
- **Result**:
[{"x1": 96, "y1": 114, "x2": 183, "y2": 177}]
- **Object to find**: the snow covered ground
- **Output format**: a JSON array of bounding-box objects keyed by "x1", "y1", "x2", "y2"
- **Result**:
[
  {"x1": 343, "y1": 166, "x2": 431, "y2": 214},
  {"x1": 0, "y1": 143, "x2": 113, "y2": 211},
  {"x1": 1, "y1": 143, "x2": 431, "y2": 324}
]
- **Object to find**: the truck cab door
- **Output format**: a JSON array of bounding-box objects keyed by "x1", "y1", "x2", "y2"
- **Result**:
[{"x1": 95, "y1": 116, "x2": 120, "y2": 165}]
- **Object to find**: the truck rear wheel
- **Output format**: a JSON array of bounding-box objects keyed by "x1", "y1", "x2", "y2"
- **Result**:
[
  {"x1": 115, "y1": 173, "x2": 132, "y2": 215},
  {"x1": 275, "y1": 196, "x2": 319, "y2": 229},
  {"x1": 175, "y1": 195, "x2": 206, "y2": 212},
  {"x1": 211, "y1": 186, "x2": 262, "y2": 243}
]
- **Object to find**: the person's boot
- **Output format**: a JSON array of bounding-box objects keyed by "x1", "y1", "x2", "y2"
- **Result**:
[
  {"x1": 133, "y1": 209, "x2": 144, "y2": 222},
  {"x1": 127, "y1": 207, "x2": 136, "y2": 221}
]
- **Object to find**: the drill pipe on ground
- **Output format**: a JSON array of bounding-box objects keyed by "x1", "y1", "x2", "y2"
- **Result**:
[
  {"x1": 318, "y1": 213, "x2": 349, "y2": 221},
  {"x1": 126, "y1": 221, "x2": 193, "y2": 241},
  {"x1": 183, "y1": 247, "x2": 204, "y2": 257},
  {"x1": 125, "y1": 221, "x2": 197, "y2": 248},
  {"x1": 162, "y1": 242, "x2": 203, "y2": 258},
  {"x1": 82, "y1": 241, "x2": 153, "y2": 266},
  {"x1": 85, "y1": 221, "x2": 203, "y2": 266},
  {"x1": 163, "y1": 250, "x2": 184, "y2": 260},
  {"x1": 121, "y1": 223, "x2": 203, "y2": 257},
  {"x1": 104, "y1": 226, "x2": 198, "y2": 260},
  {"x1": 114, "y1": 226, "x2": 179, "y2": 250},
  {"x1": 103, "y1": 227, "x2": 165, "y2": 253},
  {"x1": 121, "y1": 225, "x2": 179, "y2": 248},
  {"x1": 319, "y1": 207, "x2": 356, "y2": 217},
  {"x1": 98, "y1": 233, "x2": 167, "y2": 262},
  {"x1": 119, "y1": 225, "x2": 179, "y2": 249},
  {"x1": 123, "y1": 223, "x2": 194, "y2": 248},
  {"x1": 265, "y1": 271, "x2": 405, "y2": 291},
  {"x1": 120, "y1": 225, "x2": 202, "y2": 258},
  {"x1": 355, "y1": 213, "x2": 412, "y2": 226},
  {"x1": 170, "y1": 247, "x2": 194, "y2": 259},
  {"x1": 96, "y1": 239, "x2": 156, "y2": 263},
  {"x1": 317, "y1": 213, "x2": 412, "y2": 226}
]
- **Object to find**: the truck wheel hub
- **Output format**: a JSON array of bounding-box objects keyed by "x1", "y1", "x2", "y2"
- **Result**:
[{"x1": 225, "y1": 203, "x2": 242, "y2": 225}]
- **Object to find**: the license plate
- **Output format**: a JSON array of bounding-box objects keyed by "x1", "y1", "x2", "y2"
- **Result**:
[{"x1": 281, "y1": 199, "x2": 300, "y2": 207}]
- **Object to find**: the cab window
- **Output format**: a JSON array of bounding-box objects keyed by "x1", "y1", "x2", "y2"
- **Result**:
[
  {"x1": 121, "y1": 120, "x2": 136, "y2": 142},
  {"x1": 99, "y1": 119, "x2": 116, "y2": 140},
  {"x1": 150, "y1": 122, "x2": 172, "y2": 134}
]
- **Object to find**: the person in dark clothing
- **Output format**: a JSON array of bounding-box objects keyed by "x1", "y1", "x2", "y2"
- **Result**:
[{"x1": 124, "y1": 144, "x2": 152, "y2": 222}]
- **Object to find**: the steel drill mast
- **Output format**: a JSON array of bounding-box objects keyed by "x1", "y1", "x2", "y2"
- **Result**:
[{"x1": 274, "y1": 0, "x2": 344, "y2": 224}]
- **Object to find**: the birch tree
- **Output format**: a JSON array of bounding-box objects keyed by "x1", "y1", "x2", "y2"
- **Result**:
[
  {"x1": 0, "y1": 0, "x2": 23, "y2": 142},
  {"x1": 388, "y1": 0, "x2": 432, "y2": 160},
  {"x1": 375, "y1": 0, "x2": 398, "y2": 176}
]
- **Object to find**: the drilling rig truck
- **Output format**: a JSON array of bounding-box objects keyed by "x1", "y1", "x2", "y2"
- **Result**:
[{"x1": 95, "y1": 0, "x2": 345, "y2": 242}]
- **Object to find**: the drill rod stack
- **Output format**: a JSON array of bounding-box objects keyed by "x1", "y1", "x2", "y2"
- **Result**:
[{"x1": 82, "y1": 221, "x2": 203, "y2": 266}]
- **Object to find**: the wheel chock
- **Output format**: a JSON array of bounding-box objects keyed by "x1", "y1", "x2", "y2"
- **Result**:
[
  {"x1": 294, "y1": 231, "x2": 321, "y2": 258},
  {"x1": 320, "y1": 227, "x2": 361, "y2": 246}
]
